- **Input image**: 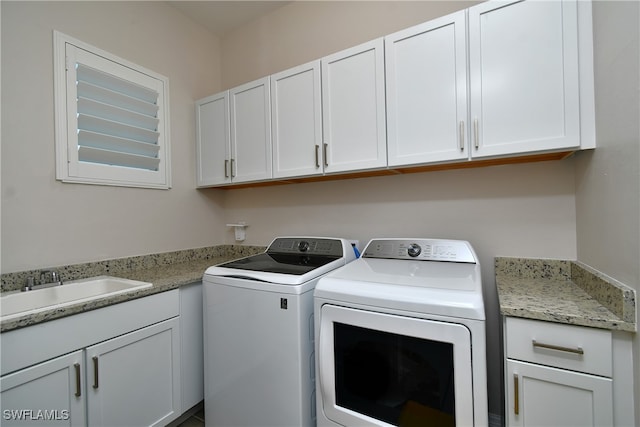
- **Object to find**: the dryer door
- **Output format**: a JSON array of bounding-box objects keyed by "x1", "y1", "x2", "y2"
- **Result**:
[{"x1": 318, "y1": 304, "x2": 474, "y2": 427}]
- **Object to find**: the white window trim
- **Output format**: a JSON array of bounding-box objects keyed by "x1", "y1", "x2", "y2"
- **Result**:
[{"x1": 53, "y1": 31, "x2": 171, "y2": 189}]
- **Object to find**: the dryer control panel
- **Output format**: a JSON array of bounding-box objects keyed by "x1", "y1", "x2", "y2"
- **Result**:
[{"x1": 362, "y1": 238, "x2": 477, "y2": 263}]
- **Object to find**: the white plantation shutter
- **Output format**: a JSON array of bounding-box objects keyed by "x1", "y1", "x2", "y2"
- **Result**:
[{"x1": 55, "y1": 31, "x2": 171, "y2": 189}]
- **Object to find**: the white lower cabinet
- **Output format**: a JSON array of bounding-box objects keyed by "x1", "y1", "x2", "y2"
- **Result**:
[
  {"x1": 504, "y1": 317, "x2": 614, "y2": 427},
  {"x1": 0, "y1": 290, "x2": 181, "y2": 427},
  {"x1": 85, "y1": 318, "x2": 181, "y2": 427},
  {"x1": 507, "y1": 359, "x2": 612, "y2": 427},
  {"x1": 1, "y1": 351, "x2": 86, "y2": 426}
]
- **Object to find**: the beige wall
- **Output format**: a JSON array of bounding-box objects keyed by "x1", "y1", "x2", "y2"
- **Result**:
[
  {"x1": 576, "y1": 1, "x2": 640, "y2": 423},
  {"x1": 217, "y1": 1, "x2": 584, "y2": 418},
  {"x1": 222, "y1": 1, "x2": 479, "y2": 88},
  {"x1": 1, "y1": 1, "x2": 224, "y2": 272}
]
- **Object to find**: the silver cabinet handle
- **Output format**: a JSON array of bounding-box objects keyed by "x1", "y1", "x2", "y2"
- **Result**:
[
  {"x1": 315, "y1": 145, "x2": 320, "y2": 168},
  {"x1": 513, "y1": 374, "x2": 519, "y2": 415},
  {"x1": 459, "y1": 121, "x2": 465, "y2": 151},
  {"x1": 74, "y1": 363, "x2": 81, "y2": 397},
  {"x1": 230, "y1": 158, "x2": 235, "y2": 178},
  {"x1": 224, "y1": 159, "x2": 229, "y2": 178},
  {"x1": 474, "y1": 119, "x2": 479, "y2": 149},
  {"x1": 532, "y1": 340, "x2": 584, "y2": 355},
  {"x1": 323, "y1": 144, "x2": 328, "y2": 167},
  {"x1": 92, "y1": 356, "x2": 99, "y2": 389}
]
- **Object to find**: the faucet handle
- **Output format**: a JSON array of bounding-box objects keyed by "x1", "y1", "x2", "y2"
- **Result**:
[
  {"x1": 23, "y1": 277, "x2": 34, "y2": 292},
  {"x1": 51, "y1": 271, "x2": 63, "y2": 285},
  {"x1": 40, "y1": 270, "x2": 50, "y2": 284}
]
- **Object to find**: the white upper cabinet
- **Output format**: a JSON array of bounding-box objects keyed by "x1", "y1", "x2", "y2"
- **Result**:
[
  {"x1": 195, "y1": 0, "x2": 595, "y2": 187},
  {"x1": 230, "y1": 77, "x2": 273, "y2": 183},
  {"x1": 386, "y1": 11, "x2": 469, "y2": 167},
  {"x1": 271, "y1": 61, "x2": 323, "y2": 179},
  {"x1": 196, "y1": 91, "x2": 230, "y2": 187},
  {"x1": 321, "y1": 39, "x2": 387, "y2": 174},
  {"x1": 468, "y1": 0, "x2": 582, "y2": 158}
]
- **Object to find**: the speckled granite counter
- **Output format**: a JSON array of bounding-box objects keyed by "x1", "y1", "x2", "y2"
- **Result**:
[
  {"x1": 0, "y1": 245, "x2": 265, "y2": 333},
  {"x1": 496, "y1": 257, "x2": 636, "y2": 332}
]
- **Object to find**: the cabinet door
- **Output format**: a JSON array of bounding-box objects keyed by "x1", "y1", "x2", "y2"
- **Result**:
[
  {"x1": 230, "y1": 77, "x2": 272, "y2": 183},
  {"x1": 468, "y1": 0, "x2": 580, "y2": 158},
  {"x1": 195, "y1": 91, "x2": 230, "y2": 186},
  {"x1": 507, "y1": 359, "x2": 613, "y2": 427},
  {"x1": 271, "y1": 61, "x2": 323, "y2": 178},
  {"x1": 386, "y1": 11, "x2": 469, "y2": 166},
  {"x1": 1, "y1": 350, "x2": 85, "y2": 426},
  {"x1": 86, "y1": 318, "x2": 181, "y2": 427},
  {"x1": 321, "y1": 39, "x2": 387, "y2": 173}
]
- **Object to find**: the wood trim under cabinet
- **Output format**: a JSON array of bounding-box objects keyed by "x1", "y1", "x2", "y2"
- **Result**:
[{"x1": 204, "y1": 151, "x2": 576, "y2": 190}]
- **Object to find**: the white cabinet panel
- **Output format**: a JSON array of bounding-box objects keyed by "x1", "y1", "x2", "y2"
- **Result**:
[
  {"x1": 469, "y1": 0, "x2": 581, "y2": 157},
  {"x1": 271, "y1": 61, "x2": 323, "y2": 178},
  {"x1": 196, "y1": 91, "x2": 230, "y2": 186},
  {"x1": 230, "y1": 77, "x2": 272, "y2": 183},
  {"x1": 1, "y1": 351, "x2": 86, "y2": 427},
  {"x1": 180, "y1": 282, "x2": 203, "y2": 410},
  {"x1": 386, "y1": 11, "x2": 469, "y2": 166},
  {"x1": 507, "y1": 360, "x2": 613, "y2": 427},
  {"x1": 321, "y1": 39, "x2": 387, "y2": 173},
  {"x1": 86, "y1": 318, "x2": 181, "y2": 427}
]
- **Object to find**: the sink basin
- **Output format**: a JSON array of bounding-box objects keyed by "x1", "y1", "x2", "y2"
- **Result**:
[{"x1": 1, "y1": 276, "x2": 153, "y2": 321}]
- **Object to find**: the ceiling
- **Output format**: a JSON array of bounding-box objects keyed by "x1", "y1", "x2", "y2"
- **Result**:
[{"x1": 168, "y1": 1, "x2": 291, "y2": 37}]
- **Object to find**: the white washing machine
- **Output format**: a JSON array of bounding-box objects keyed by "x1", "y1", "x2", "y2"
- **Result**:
[
  {"x1": 203, "y1": 237, "x2": 356, "y2": 427},
  {"x1": 314, "y1": 238, "x2": 488, "y2": 427}
]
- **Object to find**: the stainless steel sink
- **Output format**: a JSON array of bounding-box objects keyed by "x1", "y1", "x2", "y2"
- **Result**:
[{"x1": 1, "y1": 276, "x2": 152, "y2": 321}]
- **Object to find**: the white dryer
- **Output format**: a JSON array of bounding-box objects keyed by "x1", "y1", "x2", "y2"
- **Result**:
[
  {"x1": 203, "y1": 237, "x2": 356, "y2": 427},
  {"x1": 314, "y1": 238, "x2": 488, "y2": 427}
]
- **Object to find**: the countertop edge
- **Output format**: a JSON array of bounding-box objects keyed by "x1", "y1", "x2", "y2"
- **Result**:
[
  {"x1": 1, "y1": 245, "x2": 266, "y2": 333},
  {"x1": 495, "y1": 257, "x2": 637, "y2": 333}
]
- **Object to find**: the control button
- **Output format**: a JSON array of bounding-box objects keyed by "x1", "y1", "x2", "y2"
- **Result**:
[
  {"x1": 298, "y1": 241, "x2": 310, "y2": 252},
  {"x1": 407, "y1": 243, "x2": 422, "y2": 257}
]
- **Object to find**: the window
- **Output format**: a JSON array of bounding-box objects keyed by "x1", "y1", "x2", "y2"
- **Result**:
[{"x1": 54, "y1": 31, "x2": 171, "y2": 189}]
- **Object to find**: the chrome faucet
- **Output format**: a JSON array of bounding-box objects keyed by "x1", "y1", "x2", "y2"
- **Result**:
[{"x1": 22, "y1": 270, "x2": 64, "y2": 291}]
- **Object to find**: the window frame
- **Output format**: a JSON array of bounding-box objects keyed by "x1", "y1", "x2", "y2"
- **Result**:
[{"x1": 53, "y1": 31, "x2": 172, "y2": 189}]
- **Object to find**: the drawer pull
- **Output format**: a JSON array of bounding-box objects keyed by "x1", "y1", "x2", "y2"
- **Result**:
[
  {"x1": 513, "y1": 374, "x2": 519, "y2": 415},
  {"x1": 74, "y1": 363, "x2": 81, "y2": 397},
  {"x1": 532, "y1": 340, "x2": 584, "y2": 355},
  {"x1": 473, "y1": 119, "x2": 479, "y2": 149},
  {"x1": 323, "y1": 143, "x2": 329, "y2": 167},
  {"x1": 92, "y1": 356, "x2": 99, "y2": 389}
]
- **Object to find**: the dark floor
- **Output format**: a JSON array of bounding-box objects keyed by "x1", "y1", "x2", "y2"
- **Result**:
[{"x1": 176, "y1": 407, "x2": 204, "y2": 427}]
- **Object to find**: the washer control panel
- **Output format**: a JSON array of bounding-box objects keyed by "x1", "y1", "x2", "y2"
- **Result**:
[
  {"x1": 362, "y1": 238, "x2": 476, "y2": 263},
  {"x1": 268, "y1": 237, "x2": 345, "y2": 257}
]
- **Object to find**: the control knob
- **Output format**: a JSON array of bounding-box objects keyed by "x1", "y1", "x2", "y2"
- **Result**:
[
  {"x1": 407, "y1": 243, "x2": 422, "y2": 257},
  {"x1": 298, "y1": 241, "x2": 310, "y2": 252}
]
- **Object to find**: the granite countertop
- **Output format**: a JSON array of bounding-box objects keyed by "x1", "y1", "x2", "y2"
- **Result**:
[
  {"x1": 496, "y1": 257, "x2": 636, "y2": 332},
  {"x1": 0, "y1": 245, "x2": 265, "y2": 333}
]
